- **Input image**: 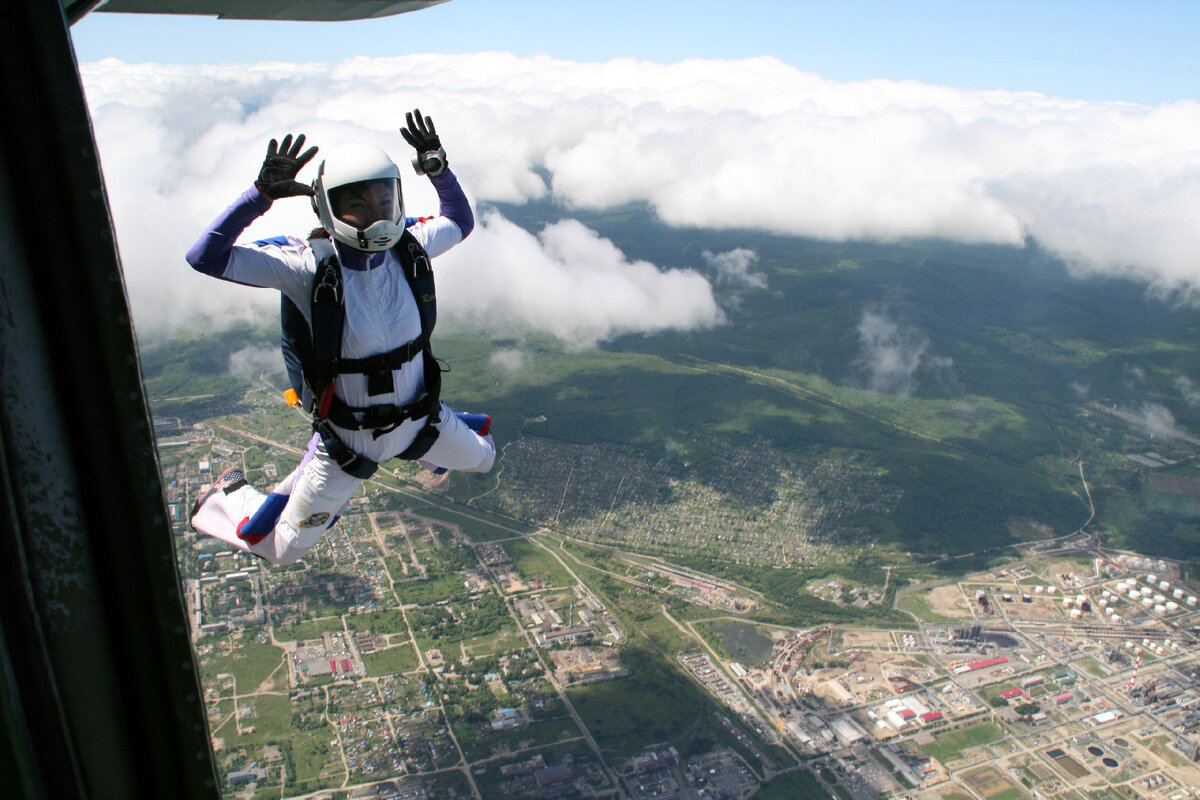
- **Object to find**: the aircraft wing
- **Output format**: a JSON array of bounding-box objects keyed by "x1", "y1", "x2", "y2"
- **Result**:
[{"x1": 83, "y1": 0, "x2": 448, "y2": 22}]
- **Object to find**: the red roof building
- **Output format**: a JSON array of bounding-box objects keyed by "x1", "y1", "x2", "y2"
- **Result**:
[{"x1": 967, "y1": 657, "x2": 1009, "y2": 671}]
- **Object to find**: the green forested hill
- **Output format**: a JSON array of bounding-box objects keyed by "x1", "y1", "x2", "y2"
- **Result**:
[
  {"x1": 142, "y1": 203, "x2": 1200, "y2": 571},
  {"x1": 450, "y1": 202, "x2": 1200, "y2": 564}
]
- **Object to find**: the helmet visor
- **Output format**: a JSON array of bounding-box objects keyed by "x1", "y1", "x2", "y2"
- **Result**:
[{"x1": 329, "y1": 178, "x2": 401, "y2": 228}]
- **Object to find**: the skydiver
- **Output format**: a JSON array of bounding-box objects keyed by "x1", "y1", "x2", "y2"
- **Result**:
[{"x1": 186, "y1": 110, "x2": 495, "y2": 564}]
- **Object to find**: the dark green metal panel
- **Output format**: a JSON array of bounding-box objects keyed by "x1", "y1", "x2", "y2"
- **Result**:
[{"x1": 0, "y1": 1, "x2": 218, "y2": 797}]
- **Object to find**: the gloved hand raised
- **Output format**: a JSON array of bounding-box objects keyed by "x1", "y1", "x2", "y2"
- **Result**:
[
  {"x1": 400, "y1": 109, "x2": 447, "y2": 177},
  {"x1": 255, "y1": 133, "x2": 318, "y2": 199}
]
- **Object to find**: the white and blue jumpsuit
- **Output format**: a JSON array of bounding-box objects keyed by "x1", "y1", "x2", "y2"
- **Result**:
[{"x1": 185, "y1": 169, "x2": 494, "y2": 564}]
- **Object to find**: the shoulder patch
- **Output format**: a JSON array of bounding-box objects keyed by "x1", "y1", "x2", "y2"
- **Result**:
[{"x1": 252, "y1": 235, "x2": 304, "y2": 249}]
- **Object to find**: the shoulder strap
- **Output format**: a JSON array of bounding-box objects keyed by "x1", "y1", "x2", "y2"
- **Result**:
[
  {"x1": 280, "y1": 294, "x2": 310, "y2": 406},
  {"x1": 394, "y1": 229, "x2": 436, "y2": 337},
  {"x1": 307, "y1": 237, "x2": 345, "y2": 417}
]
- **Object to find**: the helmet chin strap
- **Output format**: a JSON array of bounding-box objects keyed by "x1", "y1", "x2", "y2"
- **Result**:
[{"x1": 346, "y1": 219, "x2": 401, "y2": 252}]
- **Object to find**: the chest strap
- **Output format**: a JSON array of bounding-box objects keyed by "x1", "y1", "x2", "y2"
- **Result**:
[
  {"x1": 336, "y1": 335, "x2": 424, "y2": 375},
  {"x1": 337, "y1": 334, "x2": 424, "y2": 397}
]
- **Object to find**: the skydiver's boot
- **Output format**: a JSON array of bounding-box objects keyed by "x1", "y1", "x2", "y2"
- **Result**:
[
  {"x1": 190, "y1": 467, "x2": 248, "y2": 527},
  {"x1": 456, "y1": 412, "x2": 491, "y2": 437}
]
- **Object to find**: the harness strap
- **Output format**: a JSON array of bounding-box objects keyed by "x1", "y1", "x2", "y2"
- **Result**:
[
  {"x1": 323, "y1": 390, "x2": 439, "y2": 436},
  {"x1": 335, "y1": 335, "x2": 423, "y2": 375},
  {"x1": 309, "y1": 243, "x2": 345, "y2": 393},
  {"x1": 314, "y1": 418, "x2": 379, "y2": 479},
  {"x1": 300, "y1": 232, "x2": 443, "y2": 473},
  {"x1": 337, "y1": 334, "x2": 424, "y2": 397},
  {"x1": 397, "y1": 412, "x2": 441, "y2": 460}
]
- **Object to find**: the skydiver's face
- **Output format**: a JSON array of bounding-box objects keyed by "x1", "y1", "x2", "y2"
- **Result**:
[{"x1": 330, "y1": 179, "x2": 398, "y2": 228}]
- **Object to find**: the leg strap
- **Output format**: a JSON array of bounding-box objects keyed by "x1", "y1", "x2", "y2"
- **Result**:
[{"x1": 314, "y1": 418, "x2": 379, "y2": 479}]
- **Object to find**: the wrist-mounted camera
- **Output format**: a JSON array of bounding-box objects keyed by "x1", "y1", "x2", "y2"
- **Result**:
[{"x1": 411, "y1": 147, "x2": 447, "y2": 177}]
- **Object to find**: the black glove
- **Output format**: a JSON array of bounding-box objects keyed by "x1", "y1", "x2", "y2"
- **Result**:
[
  {"x1": 255, "y1": 133, "x2": 318, "y2": 199},
  {"x1": 400, "y1": 109, "x2": 447, "y2": 177}
]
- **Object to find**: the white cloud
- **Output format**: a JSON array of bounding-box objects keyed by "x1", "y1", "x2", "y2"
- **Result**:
[
  {"x1": 228, "y1": 345, "x2": 283, "y2": 378},
  {"x1": 853, "y1": 306, "x2": 954, "y2": 396},
  {"x1": 1126, "y1": 364, "x2": 1147, "y2": 383},
  {"x1": 79, "y1": 53, "x2": 1200, "y2": 340},
  {"x1": 703, "y1": 248, "x2": 767, "y2": 289},
  {"x1": 1136, "y1": 403, "x2": 1186, "y2": 440},
  {"x1": 489, "y1": 349, "x2": 528, "y2": 375},
  {"x1": 437, "y1": 211, "x2": 725, "y2": 348},
  {"x1": 1177, "y1": 376, "x2": 1200, "y2": 407}
]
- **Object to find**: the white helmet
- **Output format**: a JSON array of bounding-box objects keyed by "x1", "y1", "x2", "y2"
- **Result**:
[{"x1": 312, "y1": 143, "x2": 405, "y2": 252}]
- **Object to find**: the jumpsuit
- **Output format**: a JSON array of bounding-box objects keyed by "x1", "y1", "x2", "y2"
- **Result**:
[{"x1": 185, "y1": 169, "x2": 494, "y2": 564}]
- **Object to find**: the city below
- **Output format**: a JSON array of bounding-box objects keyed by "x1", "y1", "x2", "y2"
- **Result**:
[{"x1": 156, "y1": 410, "x2": 1200, "y2": 800}]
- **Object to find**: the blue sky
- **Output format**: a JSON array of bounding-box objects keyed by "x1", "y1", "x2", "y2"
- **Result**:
[{"x1": 73, "y1": 0, "x2": 1200, "y2": 105}]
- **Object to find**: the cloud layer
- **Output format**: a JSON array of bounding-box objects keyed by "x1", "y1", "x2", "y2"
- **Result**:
[
  {"x1": 437, "y1": 212, "x2": 724, "y2": 348},
  {"x1": 80, "y1": 53, "x2": 1200, "y2": 342}
]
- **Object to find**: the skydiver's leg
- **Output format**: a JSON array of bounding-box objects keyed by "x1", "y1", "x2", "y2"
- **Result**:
[
  {"x1": 418, "y1": 402, "x2": 496, "y2": 473},
  {"x1": 190, "y1": 467, "x2": 262, "y2": 554},
  {"x1": 191, "y1": 434, "x2": 360, "y2": 565},
  {"x1": 256, "y1": 451, "x2": 364, "y2": 564},
  {"x1": 418, "y1": 410, "x2": 492, "y2": 474}
]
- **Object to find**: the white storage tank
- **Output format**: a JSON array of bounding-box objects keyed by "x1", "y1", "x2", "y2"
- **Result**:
[
  {"x1": 1173, "y1": 588, "x2": 1184, "y2": 599},
  {"x1": 1188, "y1": 596, "x2": 1198, "y2": 607},
  {"x1": 1166, "y1": 601, "x2": 1179, "y2": 612}
]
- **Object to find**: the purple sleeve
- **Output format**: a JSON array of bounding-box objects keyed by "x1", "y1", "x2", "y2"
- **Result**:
[
  {"x1": 429, "y1": 168, "x2": 474, "y2": 239},
  {"x1": 185, "y1": 187, "x2": 274, "y2": 276}
]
